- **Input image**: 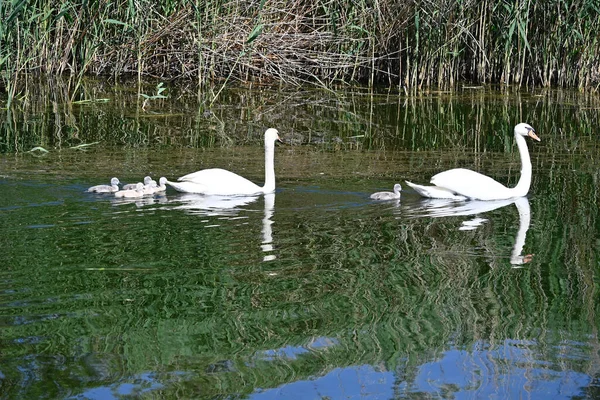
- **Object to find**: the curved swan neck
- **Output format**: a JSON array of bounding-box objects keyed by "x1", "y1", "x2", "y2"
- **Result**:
[
  {"x1": 513, "y1": 132, "x2": 532, "y2": 196},
  {"x1": 262, "y1": 141, "x2": 276, "y2": 193}
]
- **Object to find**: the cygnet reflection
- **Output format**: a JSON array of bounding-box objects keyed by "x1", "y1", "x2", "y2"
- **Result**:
[{"x1": 111, "y1": 193, "x2": 168, "y2": 208}]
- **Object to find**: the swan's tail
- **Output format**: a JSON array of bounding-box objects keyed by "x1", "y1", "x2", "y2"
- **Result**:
[
  {"x1": 165, "y1": 179, "x2": 201, "y2": 193},
  {"x1": 405, "y1": 181, "x2": 467, "y2": 200},
  {"x1": 405, "y1": 181, "x2": 429, "y2": 197}
]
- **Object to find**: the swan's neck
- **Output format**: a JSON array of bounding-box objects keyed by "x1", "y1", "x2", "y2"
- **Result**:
[
  {"x1": 262, "y1": 142, "x2": 276, "y2": 193},
  {"x1": 513, "y1": 134, "x2": 532, "y2": 197}
]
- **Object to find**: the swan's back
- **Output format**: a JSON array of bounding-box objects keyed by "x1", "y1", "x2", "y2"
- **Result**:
[
  {"x1": 176, "y1": 168, "x2": 262, "y2": 195},
  {"x1": 370, "y1": 191, "x2": 399, "y2": 200},
  {"x1": 431, "y1": 168, "x2": 512, "y2": 200},
  {"x1": 370, "y1": 183, "x2": 402, "y2": 200}
]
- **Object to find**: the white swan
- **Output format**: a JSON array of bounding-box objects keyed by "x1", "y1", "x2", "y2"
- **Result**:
[
  {"x1": 166, "y1": 128, "x2": 282, "y2": 195},
  {"x1": 87, "y1": 177, "x2": 120, "y2": 193},
  {"x1": 114, "y1": 182, "x2": 144, "y2": 198},
  {"x1": 406, "y1": 123, "x2": 540, "y2": 201},
  {"x1": 370, "y1": 183, "x2": 402, "y2": 200}
]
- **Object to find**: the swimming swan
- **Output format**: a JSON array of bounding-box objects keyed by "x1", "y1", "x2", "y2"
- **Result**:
[
  {"x1": 114, "y1": 182, "x2": 144, "y2": 198},
  {"x1": 406, "y1": 123, "x2": 540, "y2": 201},
  {"x1": 123, "y1": 176, "x2": 153, "y2": 190},
  {"x1": 152, "y1": 177, "x2": 167, "y2": 193},
  {"x1": 87, "y1": 177, "x2": 120, "y2": 193},
  {"x1": 166, "y1": 128, "x2": 282, "y2": 195},
  {"x1": 370, "y1": 183, "x2": 402, "y2": 200}
]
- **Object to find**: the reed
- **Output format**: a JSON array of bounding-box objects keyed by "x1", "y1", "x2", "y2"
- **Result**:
[{"x1": 0, "y1": 0, "x2": 599, "y2": 100}]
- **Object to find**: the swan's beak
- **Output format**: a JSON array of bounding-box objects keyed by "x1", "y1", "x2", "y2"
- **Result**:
[
  {"x1": 276, "y1": 135, "x2": 284, "y2": 144},
  {"x1": 528, "y1": 129, "x2": 540, "y2": 142}
]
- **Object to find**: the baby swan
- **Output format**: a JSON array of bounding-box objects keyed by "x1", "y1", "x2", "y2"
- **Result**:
[
  {"x1": 114, "y1": 183, "x2": 144, "y2": 198},
  {"x1": 87, "y1": 177, "x2": 120, "y2": 193},
  {"x1": 152, "y1": 177, "x2": 167, "y2": 193},
  {"x1": 123, "y1": 176, "x2": 153, "y2": 190},
  {"x1": 370, "y1": 183, "x2": 402, "y2": 200}
]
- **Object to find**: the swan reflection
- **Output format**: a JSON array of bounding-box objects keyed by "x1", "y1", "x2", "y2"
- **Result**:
[
  {"x1": 261, "y1": 193, "x2": 276, "y2": 261},
  {"x1": 406, "y1": 197, "x2": 533, "y2": 266},
  {"x1": 171, "y1": 194, "x2": 259, "y2": 216},
  {"x1": 510, "y1": 197, "x2": 532, "y2": 266},
  {"x1": 170, "y1": 193, "x2": 276, "y2": 262}
]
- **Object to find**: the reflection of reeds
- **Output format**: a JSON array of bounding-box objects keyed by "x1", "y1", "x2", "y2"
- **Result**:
[
  {"x1": 1, "y1": 0, "x2": 599, "y2": 101},
  {"x1": 2, "y1": 78, "x2": 600, "y2": 156}
]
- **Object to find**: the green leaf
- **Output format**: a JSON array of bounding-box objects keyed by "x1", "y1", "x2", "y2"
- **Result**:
[
  {"x1": 0, "y1": 53, "x2": 10, "y2": 67},
  {"x1": 156, "y1": 82, "x2": 166, "y2": 96},
  {"x1": 246, "y1": 24, "x2": 264, "y2": 44},
  {"x1": 517, "y1": 21, "x2": 531, "y2": 52},
  {"x1": 103, "y1": 19, "x2": 130, "y2": 28},
  {"x1": 6, "y1": 0, "x2": 28, "y2": 25}
]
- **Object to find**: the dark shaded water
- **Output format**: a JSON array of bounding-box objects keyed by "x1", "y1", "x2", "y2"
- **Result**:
[{"x1": 1, "y1": 81, "x2": 600, "y2": 399}]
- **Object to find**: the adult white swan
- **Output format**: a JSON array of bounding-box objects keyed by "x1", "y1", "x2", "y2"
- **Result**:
[
  {"x1": 166, "y1": 128, "x2": 282, "y2": 195},
  {"x1": 406, "y1": 123, "x2": 540, "y2": 201}
]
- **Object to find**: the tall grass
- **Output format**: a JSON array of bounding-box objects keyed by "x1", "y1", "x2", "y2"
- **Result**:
[{"x1": 0, "y1": 0, "x2": 599, "y2": 101}]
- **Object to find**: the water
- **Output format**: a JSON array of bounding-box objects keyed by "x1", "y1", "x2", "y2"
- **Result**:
[{"x1": 1, "y1": 81, "x2": 600, "y2": 399}]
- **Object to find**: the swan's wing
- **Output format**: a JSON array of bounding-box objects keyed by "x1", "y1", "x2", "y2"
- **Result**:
[
  {"x1": 178, "y1": 168, "x2": 232, "y2": 182},
  {"x1": 431, "y1": 168, "x2": 511, "y2": 200},
  {"x1": 166, "y1": 180, "x2": 206, "y2": 194},
  {"x1": 173, "y1": 168, "x2": 261, "y2": 195},
  {"x1": 86, "y1": 185, "x2": 104, "y2": 192},
  {"x1": 405, "y1": 181, "x2": 466, "y2": 200}
]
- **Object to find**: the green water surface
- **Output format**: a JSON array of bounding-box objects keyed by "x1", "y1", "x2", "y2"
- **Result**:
[{"x1": 0, "y1": 81, "x2": 599, "y2": 399}]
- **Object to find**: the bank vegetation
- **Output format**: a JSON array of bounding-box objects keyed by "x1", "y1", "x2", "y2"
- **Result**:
[{"x1": 1, "y1": 0, "x2": 599, "y2": 101}]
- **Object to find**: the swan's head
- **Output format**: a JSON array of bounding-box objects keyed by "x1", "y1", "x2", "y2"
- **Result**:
[
  {"x1": 265, "y1": 128, "x2": 283, "y2": 145},
  {"x1": 159, "y1": 177, "x2": 167, "y2": 185},
  {"x1": 143, "y1": 176, "x2": 152, "y2": 185},
  {"x1": 515, "y1": 123, "x2": 540, "y2": 142},
  {"x1": 110, "y1": 177, "x2": 120, "y2": 186},
  {"x1": 135, "y1": 183, "x2": 144, "y2": 191},
  {"x1": 393, "y1": 183, "x2": 402, "y2": 194}
]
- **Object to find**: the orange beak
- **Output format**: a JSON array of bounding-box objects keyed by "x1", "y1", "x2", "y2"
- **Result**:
[{"x1": 528, "y1": 129, "x2": 541, "y2": 142}]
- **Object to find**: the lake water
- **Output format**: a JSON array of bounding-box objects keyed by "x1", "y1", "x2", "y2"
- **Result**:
[{"x1": 1, "y1": 81, "x2": 600, "y2": 399}]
